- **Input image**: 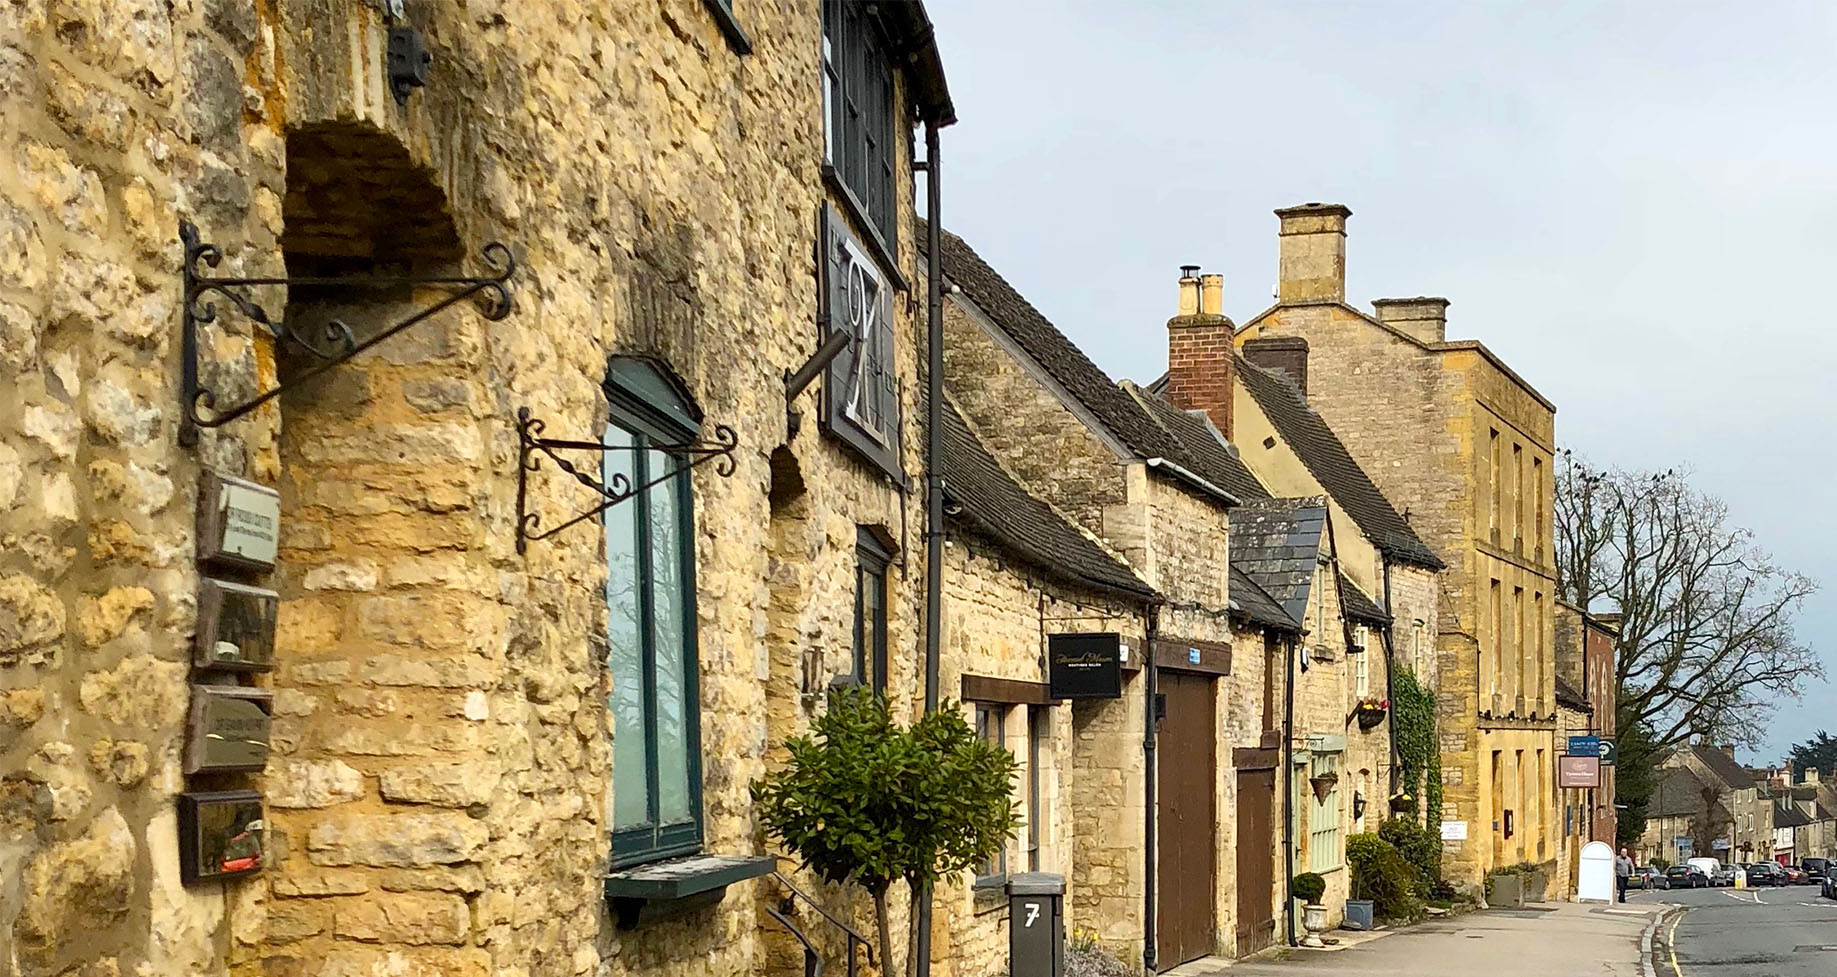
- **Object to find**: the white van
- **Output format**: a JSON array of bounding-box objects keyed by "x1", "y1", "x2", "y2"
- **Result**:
[{"x1": 1688, "y1": 857, "x2": 1729, "y2": 886}]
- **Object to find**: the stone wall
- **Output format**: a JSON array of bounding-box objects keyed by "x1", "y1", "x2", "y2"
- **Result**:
[
  {"x1": 2, "y1": 0, "x2": 942, "y2": 974},
  {"x1": 1241, "y1": 262, "x2": 1559, "y2": 888},
  {"x1": 936, "y1": 530, "x2": 1147, "y2": 977}
]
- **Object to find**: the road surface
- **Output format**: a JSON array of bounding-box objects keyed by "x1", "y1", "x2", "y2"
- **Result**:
[{"x1": 1637, "y1": 881, "x2": 1837, "y2": 977}]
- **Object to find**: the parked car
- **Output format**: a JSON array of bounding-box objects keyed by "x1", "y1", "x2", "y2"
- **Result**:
[
  {"x1": 1803, "y1": 857, "x2": 1830, "y2": 883},
  {"x1": 1666, "y1": 864, "x2": 1710, "y2": 888},
  {"x1": 1785, "y1": 865, "x2": 1810, "y2": 885},
  {"x1": 1745, "y1": 862, "x2": 1788, "y2": 886},
  {"x1": 1633, "y1": 865, "x2": 1670, "y2": 890}
]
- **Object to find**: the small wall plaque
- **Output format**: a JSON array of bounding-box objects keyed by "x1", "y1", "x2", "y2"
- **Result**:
[
  {"x1": 197, "y1": 471, "x2": 281, "y2": 573},
  {"x1": 178, "y1": 790, "x2": 265, "y2": 883},
  {"x1": 195, "y1": 578, "x2": 278, "y2": 672},
  {"x1": 184, "y1": 685, "x2": 274, "y2": 774}
]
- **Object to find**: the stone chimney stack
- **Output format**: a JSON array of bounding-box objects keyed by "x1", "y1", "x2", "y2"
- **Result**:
[
  {"x1": 1275, "y1": 202, "x2": 1351, "y2": 304},
  {"x1": 1165, "y1": 265, "x2": 1236, "y2": 440},
  {"x1": 1241, "y1": 336, "x2": 1310, "y2": 397},
  {"x1": 1373, "y1": 296, "x2": 1451, "y2": 344}
]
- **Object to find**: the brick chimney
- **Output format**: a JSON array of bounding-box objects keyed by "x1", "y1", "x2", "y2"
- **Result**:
[
  {"x1": 1241, "y1": 336, "x2": 1309, "y2": 397},
  {"x1": 1373, "y1": 296, "x2": 1450, "y2": 344},
  {"x1": 1275, "y1": 202, "x2": 1351, "y2": 304},
  {"x1": 1165, "y1": 266, "x2": 1235, "y2": 439}
]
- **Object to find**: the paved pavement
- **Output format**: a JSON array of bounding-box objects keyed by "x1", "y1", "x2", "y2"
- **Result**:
[
  {"x1": 1642, "y1": 882, "x2": 1837, "y2": 977},
  {"x1": 1207, "y1": 899, "x2": 1663, "y2": 976}
]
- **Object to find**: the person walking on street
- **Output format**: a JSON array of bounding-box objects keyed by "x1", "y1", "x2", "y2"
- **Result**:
[{"x1": 1616, "y1": 848, "x2": 1635, "y2": 902}]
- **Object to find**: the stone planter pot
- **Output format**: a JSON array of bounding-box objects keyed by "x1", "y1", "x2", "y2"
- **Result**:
[
  {"x1": 1301, "y1": 903, "x2": 1328, "y2": 947},
  {"x1": 1525, "y1": 869, "x2": 1549, "y2": 903},
  {"x1": 1343, "y1": 899, "x2": 1374, "y2": 931},
  {"x1": 1488, "y1": 872, "x2": 1525, "y2": 908}
]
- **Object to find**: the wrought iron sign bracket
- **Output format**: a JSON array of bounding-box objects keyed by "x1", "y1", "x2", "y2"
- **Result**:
[
  {"x1": 515, "y1": 407, "x2": 738, "y2": 554},
  {"x1": 177, "y1": 219, "x2": 517, "y2": 447}
]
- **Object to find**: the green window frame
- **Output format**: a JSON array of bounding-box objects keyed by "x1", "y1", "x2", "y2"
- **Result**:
[{"x1": 604, "y1": 359, "x2": 704, "y2": 867}]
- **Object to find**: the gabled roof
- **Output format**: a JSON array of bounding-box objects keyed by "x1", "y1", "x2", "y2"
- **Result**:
[
  {"x1": 1123, "y1": 384, "x2": 1270, "y2": 503},
  {"x1": 1337, "y1": 571, "x2": 1390, "y2": 624},
  {"x1": 927, "y1": 226, "x2": 1263, "y2": 505},
  {"x1": 1554, "y1": 673, "x2": 1591, "y2": 712},
  {"x1": 1648, "y1": 766, "x2": 1711, "y2": 818},
  {"x1": 940, "y1": 397, "x2": 1156, "y2": 601},
  {"x1": 1775, "y1": 803, "x2": 1812, "y2": 829},
  {"x1": 1686, "y1": 744, "x2": 1756, "y2": 792},
  {"x1": 1234, "y1": 358, "x2": 1444, "y2": 569},
  {"x1": 1231, "y1": 566, "x2": 1300, "y2": 633},
  {"x1": 1228, "y1": 497, "x2": 1328, "y2": 626}
]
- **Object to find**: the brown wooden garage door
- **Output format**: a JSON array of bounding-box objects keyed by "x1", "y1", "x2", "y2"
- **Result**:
[
  {"x1": 1156, "y1": 671, "x2": 1216, "y2": 969},
  {"x1": 1234, "y1": 766, "x2": 1278, "y2": 955}
]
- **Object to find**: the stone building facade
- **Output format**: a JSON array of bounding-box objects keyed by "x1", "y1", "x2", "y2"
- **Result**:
[
  {"x1": 933, "y1": 229, "x2": 1279, "y2": 970},
  {"x1": 0, "y1": 2, "x2": 961, "y2": 976},
  {"x1": 1554, "y1": 600, "x2": 1617, "y2": 874},
  {"x1": 1235, "y1": 204, "x2": 1560, "y2": 890}
]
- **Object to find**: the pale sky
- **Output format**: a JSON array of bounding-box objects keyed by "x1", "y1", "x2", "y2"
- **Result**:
[{"x1": 925, "y1": 0, "x2": 1836, "y2": 764}]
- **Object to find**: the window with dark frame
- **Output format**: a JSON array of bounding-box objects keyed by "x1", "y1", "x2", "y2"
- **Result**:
[
  {"x1": 1027, "y1": 706, "x2": 1048, "y2": 872},
  {"x1": 974, "y1": 703, "x2": 1008, "y2": 886},
  {"x1": 853, "y1": 530, "x2": 890, "y2": 693},
  {"x1": 821, "y1": 0, "x2": 898, "y2": 258},
  {"x1": 604, "y1": 359, "x2": 704, "y2": 867}
]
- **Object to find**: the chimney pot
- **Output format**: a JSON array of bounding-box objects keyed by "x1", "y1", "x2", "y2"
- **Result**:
[
  {"x1": 1200, "y1": 274, "x2": 1224, "y2": 317},
  {"x1": 1274, "y1": 202, "x2": 1351, "y2": 305},
  {"x1": 1166, "y1": 267, "x2": 1236, "y2": 440},
  {"x1": 1372, "y1": 296, "x2": 1450, "y2": 344}
]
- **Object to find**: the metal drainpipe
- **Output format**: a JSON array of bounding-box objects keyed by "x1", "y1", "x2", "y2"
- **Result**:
[
  {"x1": 1382, "y1": 560, "x2": 1398, "y2": 797},
  {"x1": 1142, "y1": 603, "x2": 1161, "y2": 973},
  {"x1": 1284, "y1": 632, "x2": 1298, "y2": 947},
  {"x1": 914, "y1": 116, "x2": 943, "y2": 977}
]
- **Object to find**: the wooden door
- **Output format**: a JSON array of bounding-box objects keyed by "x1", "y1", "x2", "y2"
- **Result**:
[
  {"x1": 1156, "y1": 671, "x2": 1217, "y2": 969},
  {"x1": 1234, "y1": 767, "x2": 1277, "y2": 955}
]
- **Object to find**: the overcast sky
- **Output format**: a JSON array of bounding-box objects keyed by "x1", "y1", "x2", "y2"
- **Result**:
[{"x1": 925, "y1": 0, "x2": 1836, "y2": 765}]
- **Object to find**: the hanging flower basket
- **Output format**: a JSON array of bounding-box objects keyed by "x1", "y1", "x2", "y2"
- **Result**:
[
  {"x1": 1355, "y1": 698, "x2": 1389, "y2": 730},
  {"x1": 1308, "y1": 772, "x2": 1339, "y2": 802},
  {"x1": 1388, "y1": 790, "x2": 1415, "y2": 813}
]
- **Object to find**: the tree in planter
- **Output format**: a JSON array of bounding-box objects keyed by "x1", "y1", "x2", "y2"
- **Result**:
[
  {"x1": 753, "y1": 687, "x2": 1020, "y2": 977},
  {"x1": 1292, "y1": 871, "x2": 1326, "y2": 905}
]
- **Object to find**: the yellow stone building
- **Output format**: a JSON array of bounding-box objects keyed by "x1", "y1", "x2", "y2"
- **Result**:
[{"x1": 1235, "y1": 204, "x2": 1560, "y2": 890}]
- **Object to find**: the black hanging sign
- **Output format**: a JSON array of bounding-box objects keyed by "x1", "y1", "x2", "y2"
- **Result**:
[{"x1": 1048, "y1": 632, "x2": 1123, "y2": 700}]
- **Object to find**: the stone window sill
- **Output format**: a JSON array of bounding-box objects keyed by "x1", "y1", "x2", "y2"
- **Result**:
[{"x1": 604, "y1": 853, "x2": 775, "y2": 929}]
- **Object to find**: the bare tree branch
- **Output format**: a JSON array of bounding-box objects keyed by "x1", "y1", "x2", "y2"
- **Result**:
[{"x1": 1555, "y1": 451, "x2": 1822, "y2": 752}]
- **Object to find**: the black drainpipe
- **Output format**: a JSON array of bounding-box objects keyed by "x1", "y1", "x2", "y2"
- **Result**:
[
  {"x1": 1382, "y1": 559, "x2": 1398, "y2": 797},
  {"x1": 1142, "y1": 603, "x2": 1161, "y2": 973},
  {"x1": 1283, "y1": 631, "x2": 1298, "y2": 947},
  {"x1": 915, "y1": 116, "x2": 943, "y2": 977}
]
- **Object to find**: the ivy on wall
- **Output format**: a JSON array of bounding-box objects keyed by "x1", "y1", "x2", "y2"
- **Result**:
[{"x1": 1391, "y1": 670, "x2": 1441, "y2": 826}]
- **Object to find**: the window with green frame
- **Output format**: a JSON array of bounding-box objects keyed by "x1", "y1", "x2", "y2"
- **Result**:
[
  {"x1": 604, "y1": 358, "x2": 704, "y2": 867},
  {"x1": 853, "y1": 529, "x2": 890, "y2": 693}
]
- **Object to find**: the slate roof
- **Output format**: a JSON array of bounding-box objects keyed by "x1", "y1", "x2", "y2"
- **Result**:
[
  {"x1": 927, "y1": 226, "x2": 1266, "y2": 505},
  {"x1": 940, "y1": 397, "x2": 1156, "y2": 601},
  {"x1": 1234, "y1": 358, "x2": 1444, "y2": 569},
  {"x1": 1554, "y1": 673, "x2": 1591, "y2": 712},
  {"x1": 1648, "y1": 766, "x2": 1711, "y2": 818},
  {"x1": 1123, "y1": 384, "x2": 1271, "y2": 503},
  {"x1": 1687, "y1": 744, "x2": 1756, "y2": 791},
  {"x1": 1337, "y1": 571, "x2": 1389, "y2": 624},
  {"x1": 1228, "y1": 497, "x2": 1328, "y2": 625},
  {"x1": 1775, "y1": 803, "x2": 1812, "y2": 829},
  {"x1": 1231, "y1": 566, "x2": 1300, "y2": 633}
]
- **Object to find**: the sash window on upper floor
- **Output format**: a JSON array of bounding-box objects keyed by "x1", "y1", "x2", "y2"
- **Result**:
[{"x1": 822, "y1": 0, "x2": 898, "y2": 259}]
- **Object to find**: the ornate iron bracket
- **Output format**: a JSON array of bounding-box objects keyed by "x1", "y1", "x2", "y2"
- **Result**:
[
  {"x1": 515, "y1": 407, "x2": 739, "y2": 553},
  {"x1": 177, "y1": 219, "x2": 517, "y2": 446}
]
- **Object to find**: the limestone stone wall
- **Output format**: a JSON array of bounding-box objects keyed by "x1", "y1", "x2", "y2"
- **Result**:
[
  {"x1": 1241, "y1": 289, "x2": 1559, "y2": 889},
  {"x1": 936, "y1": 531, "x2": 1147, "y2": 977},
  {"x1": 941, "y1": 296, "x2": 1129, "y2": 535},
  {"x1": 3, "y1": 0, "x2": 940, "y2": 974}
]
